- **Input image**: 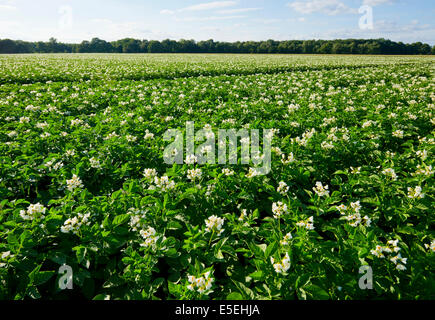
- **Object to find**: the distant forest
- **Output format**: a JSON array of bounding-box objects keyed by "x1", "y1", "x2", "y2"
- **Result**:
[{"x1": 1, "y1": 38, "x2": 434, "y2": 55}]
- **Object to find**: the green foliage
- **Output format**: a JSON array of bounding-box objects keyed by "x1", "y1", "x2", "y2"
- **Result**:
[
  {"x1": 0, "y1": 38, "x2": 434, "y2": 55},
  {"x1": 0, "y1": 54, "x2": 434, "y2": 300}
]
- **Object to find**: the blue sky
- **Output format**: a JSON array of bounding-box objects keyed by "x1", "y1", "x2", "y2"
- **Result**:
[{"x1": 0, "y1": 0, "x2": 434, "y2": 44}]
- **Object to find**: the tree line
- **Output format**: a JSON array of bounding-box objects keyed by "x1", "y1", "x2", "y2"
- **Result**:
[{"x1": 1, "y1": 37, "x2": 434, "y2": 55}]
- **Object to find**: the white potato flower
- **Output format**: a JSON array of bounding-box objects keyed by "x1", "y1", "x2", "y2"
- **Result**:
[
  {"x1": 61, "y1": 213, "x2": 91, "y2": 235},
  {"x1": 187, "y1": 271, "x2": 214, "y2": 295},
  {"x1": 313, "y1": 182, "x2": 329, "y2": 197},
  {"x1": 382, "y1": 168, "x2": 398, "y2": 181},
  {"x1": 153, "y1": 176, "x2": 175, "y2": 191},
  {"x1": 407, "y1": 186, "x2": 424, "y2": 199},
  {"x1": 143, "y1": 168, "x2": 158, "y2": 180},
  {"x1": 271, "y1": 253, "x2": 290, "y2": 274},
  {"x1": 281, "y1": 153, "x2": 295, "y2": 165},
  {"x1": 371, "y1": 240, "x2": 406, "y2": 270},
  {"x1": 20, "y1": 203, "x2": 47, "y2": 220},
  {"x1": 416, "y1": 150, "x2": 428, "y2": 161},
  {"x1": 66, "y1": 174, "x2": 84, "y2": 192},
  {"x1": 89, "y1": 157, "x2": 102, "y2": 169},
  {"x1": 280, "y1": 232, "x2": 293, "y2": 246},
  {"x1": 144, "y1": 129, "x2": 154, "y2": 140},
  {"x1": 222, "y1": 168, "x2": 235, "y2": 176},
  {"x1": 139, "y1": 227, "x2": 159, "y2": 248},
  {"x1": 187, "y1": 168, "x2": 202, "y2": 181},
  {"x1": 205, "y1": 215, "x2": 225, "y2": 236},
  {"x1": 277, "y1": 181, "x2": 289, "y2": 196},
  {"x1": 246, "y1": 167, "x2": 260, "y2": 178},
  {"x1": 392, "y1": 130, "x2": 404, "y2": 138},
  {"x1": 296, "y1": 216, "x2": 314, "y2": 230},
  {"x1": 185, "y1": 154, "x2": 198, "y2": 165},
  {"x1": 424, "y1": 240, "x2": 435, "y2": 253},
  {"x1": 272, "y1": 201, "x2": 288, "y2": 219}
]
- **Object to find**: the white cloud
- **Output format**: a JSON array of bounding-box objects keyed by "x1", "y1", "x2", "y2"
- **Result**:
[
  {"x1": 160, "y1": 2, "x2": 260, "y2": 22},
  {"x1": 85, "y1": 19, "x2": 151, "y2": 40},
  {"x1": 363, "y1": 0, "x2": 395, "y2": 6},
  {"x1": 287, "y1": 17, "x2": 307, "y2": 23},
  {"x1": 0, "y1": 4, "x2": 16, "y2": 10},
  {"x1": 179, "y1": 1, "x2": 237, "y2": 12},
  {"x1": 373, "y1": 19, "x2": 433, "y2": 33},
  {"x1": 302, "y1": 20, "x2": 435, "y2": 45},
  {"x1": 253, "y1": 18, "x2": 282, "y2": 25},
  {"x1": 90, "y1": 18, "x2": 112, "y2": 24},
  {"x1": 176, "y1": 15, "x2": 245, "y2": 22},
  {"x1": 287, "y1": 0, "x2": 357, "y2": 15},
  {"x1": 0, "y1": 20, "x2": 20, "y2": 29},
  {"x1": 161, "y1": 1, "x2": 239, "y2": 16},
  {"x1": 200, "y1": 26, "x2": 221, "y2": 31},
  {"x1": 160, "y1": 9, "x2": 175, "y2": 15},
  {"x1": 217, "y1": 7, "x2": 261, "y2": 14}
]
